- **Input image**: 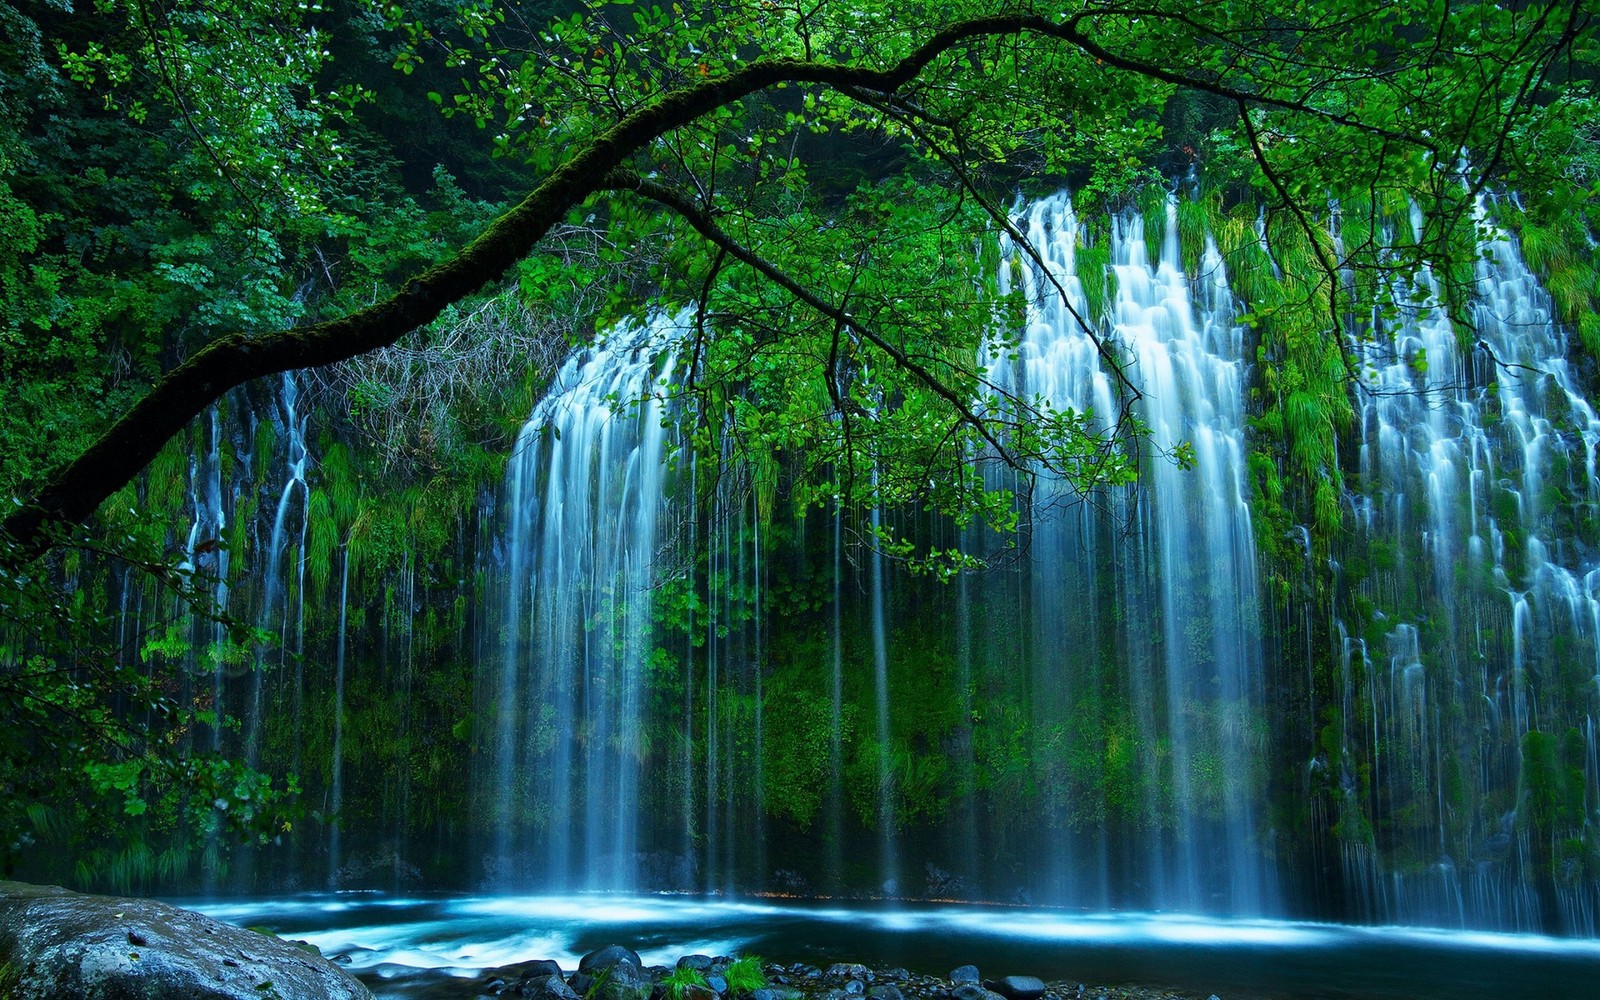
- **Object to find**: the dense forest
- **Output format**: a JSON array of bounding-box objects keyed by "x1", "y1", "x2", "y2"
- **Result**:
[{"x1": 3, "y1": 0, "x2": 1600, "y2": 936}]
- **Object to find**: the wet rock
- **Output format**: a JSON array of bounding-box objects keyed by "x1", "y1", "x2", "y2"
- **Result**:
[
  {"x1": 707, "y1": 973, "x2": 730, "y2": 995},
  {"x1": 845, "y1": 980, "x2": 866, "y2": 995},
  {"x1": 647, "y1": 966, "x2": 672, "y2": 981},
  {"x1": 582, "y1": 945, "x2": 645, "y2": 973},
  {"x1": 989, "y1": 977, "x2": 1045, "y2": 1000},
  {"x1": 950, "y1": 985, "x2": 1005, "y2": 1000},
  {"x1": 883, "y1": 969, "x2": 910, "y2": 982},
  {"x1": 949, "y1": 967, "x2": 981, "y2": 985},
  {"x1": 867, "y1": 985, "x2": 904, "y2": 1000},
  {"x1": 571, "y1": 972, "x2": 596, "y2": 995},
  {"x1": 499, "y1": 960, "x2": 565, "y2": 981},
  {"x1": 521, "y1": 973, "x2": 583, "y2": 1000},
  {"x1": 0, "y1": 880, "x2": 370, "y2": 1000},
  {"x1": 679, "y1": 955, "x2": 715, "y2": 973},
  {"x1": 827, "y1": 964, "x2": 872, "y2": 981}
]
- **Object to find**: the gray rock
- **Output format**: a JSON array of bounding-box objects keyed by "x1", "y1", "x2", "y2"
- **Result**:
[
  {"x1": 750, "y1": 989, "x2": 779, "y2": 1000},
  {"x1": 523, "y1": 973, "x2": 583, "y2": 1000},
  {"x1": 827, "y1": 963, "x2": 872, "y2": 981},
  {"x1": 582, "y1": 945, "x2": 645, "y2": 973},
  {"x1": 989, "y1": 976, "x2": 1046, "y2": 1000},
  {"x1": 505, "y1": 960, "x2": 566, "y2": 980},
  {"x1": 0, "y1": 880, "x2": 370, "y2": 1000},
  {"x1": 706, "y1": 973, "x2": 730, "y2": 995},
  {"x1": 679, "y1": 955, "x2": 715, "y2": 972},
  {"x1": 593, "y1": 960, "x2": 655, "y2": 1000},
  {"x1": 867, "y1": 985, "x2": 904, "y2": 1000},
  {"x1": 951, "y1": 986, "x2": 1005, "y2": 1000},
  {"x1": 949, "y1": 966, "x2": 981, "y2": 985},
  {"x1": 845, "y1": 980, "x2": 866, "y2": 996},
  {"x1": 883, "y1": 969, "x2": 911, "y2": 982}
]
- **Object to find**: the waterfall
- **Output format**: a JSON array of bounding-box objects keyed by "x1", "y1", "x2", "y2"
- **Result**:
[
  {"x1": 980, "y1": 191, "x2": 1276, "y2": 913},
  {"x1": 329, "y1": 546, "x2": 350, "y2": 888},
  {"x1": 870, "y1": 496, "x2": 899, "y2": 896},
  {"x1": 249, "y1": 373, "x2": 310, "y2": 767},
  {"x1": 497, "y1": 312, "x2": 683, "y2": 890},
  {"x1": 1335, "y1": 197, "x2": 1600, "y2": 931}
]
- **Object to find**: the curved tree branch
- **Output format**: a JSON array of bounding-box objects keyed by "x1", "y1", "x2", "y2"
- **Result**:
[{"x1": 0, "y1": 9, "x2": 1470, "y2": 561}]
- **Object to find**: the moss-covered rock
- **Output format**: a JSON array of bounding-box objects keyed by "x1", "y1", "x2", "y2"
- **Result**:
[{"x1": 0, "y1": 881, "x2": 370, "y2": 1000}]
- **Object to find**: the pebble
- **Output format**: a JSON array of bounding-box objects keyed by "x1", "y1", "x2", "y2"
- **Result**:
[{"x1": 989, "y1": 976, "x2": 1045, "y2": 1000}]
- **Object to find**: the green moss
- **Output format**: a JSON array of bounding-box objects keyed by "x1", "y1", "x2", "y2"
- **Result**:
[
  {"x1": 251, "y1": 418, "x2": 278, "y2": 482},
  {"x1": 1137, "y1": 184, "x2": 1169, "y2": 266},
  {"x1": 1076, "y1": 241, "x2": 1111, "y2": 322},
  {"x1": 1176, "y1": 196, "x2": 1211, "y2": 274}
]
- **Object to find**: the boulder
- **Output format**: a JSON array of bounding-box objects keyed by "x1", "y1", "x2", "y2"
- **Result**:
[
  {"x1": 677, "y1": 955, "x2": 715, "y2": 973},
  {"x1": 519, "y1": 973, "x2": 583, "y2": 1000},
  {"x1": 581, "y1": 945, "x2": 645, "y2": 974},
  {"x1": 949, "y1": 966, "x2": 981, "y2": 985},
  {"x1": 988, "y1": 977, "x2": 1045, "y2": 1000},
  {"x1": 0, "y1": 880, "x2": 370, "y2": 1000},
  {"x1": 588, "y1": 959, "x2": 654, "y2": 1000}
]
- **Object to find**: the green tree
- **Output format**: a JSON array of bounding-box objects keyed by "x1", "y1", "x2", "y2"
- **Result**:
[
  {"x1": 3, "y1": 0, "x2": 1593, "y2": 560},
  {"x1": 0, "y1": 0, "x2": 1595, "y2": 885}
]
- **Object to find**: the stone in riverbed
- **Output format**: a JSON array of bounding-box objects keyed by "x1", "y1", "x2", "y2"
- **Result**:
[
  {"x1": 0, "y1": 880, "x2": 370, "y2": 1000},
  {"x1": 827, "y1": 963, "x2": 873, "y2": 981},
  {"x1": 950, "y1": 984, "x2": 1006, "y2": 1000},
  {"x1": 949, "y1": 966, "x2": 981, "y2": 985},
  {"x1": 596, "y1": 960, "x2": 655, "y2": 1000},
  {"x1": 679, "y1": 954, "x2": 715, "y2": 972},
  {"x1": 988, "y1": 976, "x2": 1045, "y2": 1000},
  {"x1": 844, "y1": 980, "x2": 866, "y2": 995},
  {"x1": 706, "y1": 973, "x2": 730, "y2": 995},
  {"x1": 520, "y1": 973, "x2": 583, "y2": 1000},
  {"x1": 867, "y1": 985, "x2": 904, "y2": 1000},
  {"x1": 499, "y1": 959, "x2": 565, "y2": 981},
  {"x1": 582, "y1": 945, "x2": 645, "y2": 973}
]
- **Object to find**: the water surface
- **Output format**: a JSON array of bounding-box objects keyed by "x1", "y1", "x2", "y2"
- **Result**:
[{"x1": 186, "y1": 894, "x2": 1600, "y2": 999}]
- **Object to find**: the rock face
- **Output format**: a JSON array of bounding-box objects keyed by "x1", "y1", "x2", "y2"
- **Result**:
[{"x1": 0, "y1": 880, "x2": 371, "y2": 1000}]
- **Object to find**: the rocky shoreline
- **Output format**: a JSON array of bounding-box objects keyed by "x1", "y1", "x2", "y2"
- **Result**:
[{"x1": 461, "y1": 945, "x2": 1218, "y2": 1000}]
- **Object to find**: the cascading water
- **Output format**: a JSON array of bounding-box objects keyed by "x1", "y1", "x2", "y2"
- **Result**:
[
  {"x1": 496, "y1": 312, "x2": 683, "y2": 890},
  {"x1": 978, "y1": 191, "x2": 1276, "y2": 913},
  {"x1": 249, "y1": 373, "x2": 311, "y2": 767},
  {"x1": 1332, "y1": 198, "x2": 1600, "y2": 932},
  {"x1": 439, "y1": 189, "x2": 1596, "y2": 930}
]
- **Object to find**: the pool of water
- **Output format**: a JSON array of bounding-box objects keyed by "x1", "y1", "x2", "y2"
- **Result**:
[{"x1": 183, "y1": 894, "x2": 1600, "y2": 999}]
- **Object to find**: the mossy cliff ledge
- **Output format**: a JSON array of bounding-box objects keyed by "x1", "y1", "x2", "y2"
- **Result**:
[{"x1": 0, "y1": 881, "x2": 370, "y2": 1000}]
